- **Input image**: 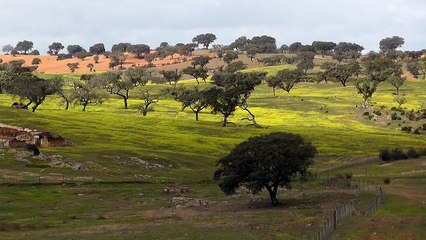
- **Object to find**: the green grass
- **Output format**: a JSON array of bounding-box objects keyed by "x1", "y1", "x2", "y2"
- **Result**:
[{"x1": 0, "y1": 68, "x2": 425, "y2": 239}]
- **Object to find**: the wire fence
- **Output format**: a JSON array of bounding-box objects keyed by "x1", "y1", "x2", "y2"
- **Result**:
[{"x1": 314, "y1": 187, "x2": 383, "y2": 240}]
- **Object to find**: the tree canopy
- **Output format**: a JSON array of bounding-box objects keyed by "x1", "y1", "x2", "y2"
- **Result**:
[
  {"x1": 214, "y1": 132, "x2": 316, "y2": 206},
  {"x1": 192, "y1": 33, "x2": 217, "y2": 49}
]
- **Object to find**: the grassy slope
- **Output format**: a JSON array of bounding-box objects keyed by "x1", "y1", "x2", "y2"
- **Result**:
[{"x1": 0, "y1": 64, "x2": 425, "y2": 239}]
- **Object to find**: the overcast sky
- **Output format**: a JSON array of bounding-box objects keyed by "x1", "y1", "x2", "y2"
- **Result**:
[{"x1": 1, "y1": 0, "x2": 425, "y2": 54}]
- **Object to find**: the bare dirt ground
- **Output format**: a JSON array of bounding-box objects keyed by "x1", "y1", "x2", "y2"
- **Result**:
[{"x1": 0, "y1": 53, "x2": 216, "y2": 74}]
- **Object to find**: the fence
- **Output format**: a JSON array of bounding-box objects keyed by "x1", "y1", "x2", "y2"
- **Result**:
[{"x1": 314, "y1": 187, "x2": 383, "y2": 240}]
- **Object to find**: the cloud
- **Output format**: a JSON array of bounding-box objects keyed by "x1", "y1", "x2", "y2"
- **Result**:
[{"x1": 0, "y1": 0, "x2": 424, "y2": 53}]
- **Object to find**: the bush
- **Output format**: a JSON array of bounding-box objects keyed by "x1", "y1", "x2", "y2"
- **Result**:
[
  {"x1": 407, "y1": 148, "x2": 420, "y2": 159},
  {"x1": 373, "y1": 110, "x2": 382, "y2": 116},
  {"x1": 391, "y1": 148, "x2": 408, "y2": 160},
  {"x1": 406, "y1": 111, "x2": 416, "y2": 121},
  {"x1": 0, "y1": 59, "x2": 3, "y2": 63},
  {"x1": 413, "y1": 128, "x2": 422, "y2": 135},
  {"x1": 391, "y1": 112, "x2": 398, "y2": 120},
  {"x1": 57, "y1": 53, "x2": 73, "y2": 61},
  {"x1": 344, "y1": 173, "x2": 352, "y2": 179},
  {"x1": 379, "y1": 149, "x2": 392, "y2": 161},
  {"x1": 363, "y1": 112, "x2": 370, "y2": 116},
  {"x1": 31, "y1": 58, "x2": 42, "y2": 65},
  {"x1": 401, "y1": 126, "x2": 412, "y2": 133},
  {"x1": 422, "y1": 123, "x2": 426, "y2": 130},
  {"x1": 383, "y1": 178, "x2": 390, "y2": 185},
  {"x1": 30, "y1": 50, "x2": 40, "y2": 55}
]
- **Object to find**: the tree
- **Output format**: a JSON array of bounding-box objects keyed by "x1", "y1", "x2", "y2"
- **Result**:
[
  {"x1": 177, "y1": 43, "x2": 197, "y2": 56},
  {"x1": 245, "y1": 44, "x2": 259, "y2": 62},
  {"x1": 8, "y1": 74, "x2": 63, "y2": 112},
  {"x1": 67, "y1": 63, "x2": 79, "y2": 73},
  {"x1": 111, "y1": 43, "x2": 131, "y2": 53},
  {"x1": 211, "y1": 44, "x2": 226, "y2": 59},
  {"x1": 67, "y1": 45, "x2": 86, "y2": 56},
  {"x1": 312, "y1": 41, "x2": 336, "y2": 57},
  {"x1": 330, "y1": 63, "x2": 356, "y2": 87},
  {"x1": 266, "y1": 75, "x2": 281, "y2": 96},
  {"x1": 128, "y1": 44, "x2": 150, "y2": 59},
  {"x1": 138, "y1": 89, "x2": 159, "y2": 116},
  {"x1": 89, "y1": 43, "x2": 106, "y2": 55},
  {"x1": 362, "y1": 52, "x2": 402, "y2": 82},
  {"x1": 387, "y1": 75, "x2": 406, "y2": 95},
  {"x1": 275, "y1": 69, "x2": 303, "y2": 93},
  {"x1": 289, "y1": 42, "x2": 303, "y2": 53},
  {"x1": 110, "y1": 52, "x2": 127, "y2": 69},
  {"x1": 2, "y1": 44, "x2": 14, "y2": 55},
  {"x1": 296, "y1": 52, "x2": 315, "y2": 74},
  {"x1": 249, "y1": 35, "x2": 277, "y2": 53},
  {"x1": 70, "y1": 76, "x2": 108, "y2": 111},
  {"x1": 172, "y1": 86, "x2": 209, "y2": 121},
  {"x1": 379, "y1": 36, "x2": 405, "y2": 56},
  {"x1": 93, "y1": 55, "x2": 100, "y2": 64},
  {"x1": 406, "y1": 59, "x2": 426, "y2": 79},
  {"x1": 394, "y1": 96, "x2": 407, "y2": 108},
  {"x1": 280, "y1": 44, "x2": 289, "y2": 53},
  {"x1": 15, "y1": 40, "x2": 33, "y2": 54},
  {"x1": 223, "y1": 51, "x2": 239, "y2": 64},
  {"x1": 192, "y1": 33, "x2": 217, "y2": 49},
  {"x1": 48, "y1": 42, "x2": 64, "y2": 55},
  {"x1": 333, "y1": 42, "x2": 364, "y2": 61},
  {"x1": 191, "y1": 56, "x2": 210, "y2": 69},
  {"x1": 161, "y1": 70, "x2": 182, "y2": 85},
  {"x1": 354, "y1": 79, "x2": 379, "y2": 108},
  {"x1": 224, "y1": 61, "x2": 247, "y2": 73},
  {"x1": 87, "y1": 63, "x2": 94, "y2": 72},
  {"x1": 214, "y1": 132, "x2": 316, "y2": 206},
  {"x1": 206, "y1": 72, "x2": 264, "y2": 127},
  {"x1": 230, "y1": 36, "x2": 249, "y2": 51},
  {"x1": 181, "y1": 67, "x2": 208, "y2": 85},
  {"x1": 100, "y1": 68, "x2": 149, "y2": 109}
]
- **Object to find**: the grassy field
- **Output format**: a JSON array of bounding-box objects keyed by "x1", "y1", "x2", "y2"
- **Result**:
[{"x1": 0, "y1": 64, "x2": 425, "y2": 239}]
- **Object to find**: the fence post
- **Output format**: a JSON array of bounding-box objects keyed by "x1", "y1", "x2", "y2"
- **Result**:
[{"x1": 333, "y1": 210, "x2": 337, "y2": 229}]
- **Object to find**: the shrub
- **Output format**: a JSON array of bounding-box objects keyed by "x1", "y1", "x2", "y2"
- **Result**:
[
  {"x1": 407, "y1": 148, "x2": 420, "y2": 159},
  {"x1": 406, "y1": 111, "x2": 416, "y2": 121},
  {"x1": 0, "y1": 59, "x2": 3, "y2": 63},
  {"x1": 57, "y1": 53, "x2": 73, "y2": 61},
  {"x1": 373, "y1": 110, "x2": 382, "y2": 116},
  {"x1": 345, "y1": 173, "x2": 352, "y2": 179},
  {"x1": 391, "y1": 112, "x2": 398, "y2": 120},
  {"x1": 391, "y1": 148, "x2": 408, "y2": 160},
  {"x1": 379, "y1": 149, "x2": 392, "y2": 161},
  {"x1": 31, "y1": 58, "x2": 42, "y2": 65},
  {"x1": 422, "y1": 123, "x2": 426, "y2": 130},
  {"x1": 363, "y1": 112, "x2": 370, "y2": 116},
  {"x1": 383, "y1": 178, "x2": 390, "y2": 185},
  {"x1": 401, "y1": 126, "x2": 412, "y2": 133},
  {"x1": 413, "y1": 128, "x2": 421, "y2": 135}
]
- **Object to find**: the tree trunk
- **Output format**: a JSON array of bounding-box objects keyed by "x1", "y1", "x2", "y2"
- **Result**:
[
  {"x1": 266, "y1": 185, "x2": 279, "y2": 206},
  {"x1": 222, "y1": 115, "x2": 228, "y2": 127},
  {"x1": 123, "y1": 97, "x2": 128, "y2": 109},
  {"x1": 65, "y1": 100, "x2": 69, "y2": 110},
  {"x1": 195, "y1": 111, "x2": 199, "y2": 121},
  {"x1": 272, "y1": 87, "x2": 276, "y2": 96},
  {"x1": 142, "y1": 109, "x2": 148, "y2": 116},
  {"x1": 83, "y1": 102, "x2": 88, "y2": 111}
]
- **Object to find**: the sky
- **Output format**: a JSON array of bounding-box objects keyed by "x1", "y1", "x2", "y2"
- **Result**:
[{"x1": 0, "y1": 0, "x2": 425, "y2": 54}]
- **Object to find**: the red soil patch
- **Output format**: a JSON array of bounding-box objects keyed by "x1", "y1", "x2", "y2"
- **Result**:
[{"x1": 0, "y1": 53, "x2": 217, "y2": 74}]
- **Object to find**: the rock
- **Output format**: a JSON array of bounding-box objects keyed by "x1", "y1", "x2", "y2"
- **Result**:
[{"x1": 175, "y1": 205, "x2": 184, "y2": 209}]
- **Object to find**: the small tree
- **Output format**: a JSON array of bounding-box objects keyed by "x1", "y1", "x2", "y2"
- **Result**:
[
  {"x1": 161, "y1": 69, "x2": 182, "y2": 85},
  {"x1": 48, "y1": 42, "x2": 64, "y2": 55},
  {"x1": 93, "y1": 55, "x2": 100, "y2": 64},
  {"x1": 70, "y1": 76, "x2": 108, "y2": 111},
  {"x1": 394, "y1": 96, "x2": 407, "y2": 108},
  {"x1": 67, "y1": 63, "x2": 79, "y2": 73},
  {"x1": 387, "y1": 75, "x2": 405, "y2": 95},
  {"x1": 2, "y1": 44, "x2": 14, "y2": 55},
  {"x1": 191, "y1": 56, "x2": 210, "y2": 69},
  {"x1": 172, "y1": 86, "x2": 209, "y2": 121},
  {"x1": 110, "y1": 52, "x2": 127, "y2": 69},
  {"x1": 138, "y1": 90, "x2": 159, "y2": 116},
  {"x1": 128, "y1": 44, "x2": 150, "y2": 59},
  {"x1": 214, "y1": 132, "x2": 316, "y2": 206},
  {"x1": 8, "y1": 74, "x2": 63, "y2": 112},
  {"x1": 223, "y1": 51, "x2": 239, "y2": 64},
  {"x1": 89, "y1": 43, "x2": 106, "y2": 55},
  {"x1": 87, "y1": 63, "x2": 94, "y2": 72},
  {"x1": 32, "y1": 58, "x2": 42, "y2": 65},
  {"x1": 15, "y1": 40, "x2": 33, "y2": 54},
  {"x1": 354, "y1": 79, "x2": 379, "y2": 108},
  {"x1": 192, "y1": 33, "x2": 217, "y2": 49}
]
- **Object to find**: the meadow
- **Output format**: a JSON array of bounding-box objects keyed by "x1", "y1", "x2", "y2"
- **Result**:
[{"x1": 0, "y1": 62, "x2": 425, "y2": 239}]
